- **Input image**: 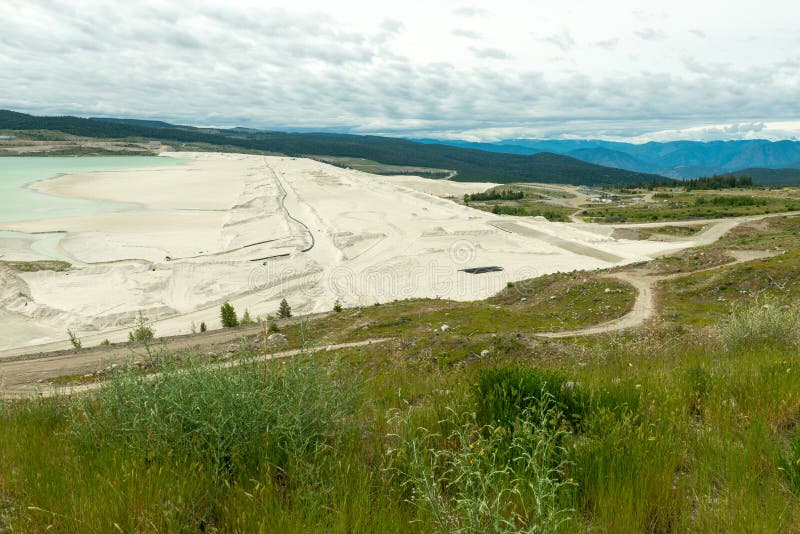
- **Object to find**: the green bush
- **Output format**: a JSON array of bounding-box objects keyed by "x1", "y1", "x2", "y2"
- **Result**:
[
  {"x1": 475, "y1": 366, "x2": 587, "y2": 429},
  {"x1": 73, "y1": 355, "x2": 358, "y2": 479},
  {"x1": 720, "y1": 298, "x2": 800, "y2": 351},
  {"x1": 386, "y1": 398, "x2": 575, "y2": 533}
]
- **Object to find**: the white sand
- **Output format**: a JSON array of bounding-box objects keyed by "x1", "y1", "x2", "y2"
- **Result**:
[{"x1": 0, "y1": 152, "x2": 697, "y2": 355}]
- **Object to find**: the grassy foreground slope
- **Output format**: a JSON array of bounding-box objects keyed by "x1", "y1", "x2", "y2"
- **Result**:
[
  {"x1": 0, "y1": 110, "x2": 669, "y2": 185},
  {"x1": 3, "y1": 218, "x2": 800, "y2": 532}
]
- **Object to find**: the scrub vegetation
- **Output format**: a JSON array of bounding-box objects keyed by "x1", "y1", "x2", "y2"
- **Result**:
[
  {"x1": 582, "y1": 190, "x2": 800, "y2": 223},
  {"x1": 2, "y1": 213, "x2": 800, "y2": 532}
]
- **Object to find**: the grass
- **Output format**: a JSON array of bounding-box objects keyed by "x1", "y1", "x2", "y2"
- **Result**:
[
  {"x1": 582, "y1": 190, "x2": 800, "y2": 223},
  {"x1": 659, "y1": 216, "x2": 800, "y2": 325},
  {"x1": 4, "y1": 215, "x2": 800, "y2": 531},
  {"x1": 635, "y1": 224, "x2": 706, "y2": 239},
  {"x1": 5, "y1": 299, "x2": 800, "y2": 531}
]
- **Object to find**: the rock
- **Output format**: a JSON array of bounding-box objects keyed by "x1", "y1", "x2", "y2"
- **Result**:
[
  {"x1": 521, "y1": 297, "x2": 528, "y2": 302},
  {"x1": 440, "y1": 324, "x2": 450, "y2": 332},
  {"x1": 268, "y1": 333, "x2": 288, "y2": 345},
  {"x1": 549, "y1": 295, "x2": 557, "y2": 300},
  {"x1": 480, "y1": 349, "x2": 490, "y2": 358},
  {"x1": 604, "y1": 287, "x2": 611, "y2": 293}
]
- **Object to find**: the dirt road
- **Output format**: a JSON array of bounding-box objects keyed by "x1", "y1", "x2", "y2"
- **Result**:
[
  {"x1": 1, "y1": 338, "x2": 392, "y2": 399},
  {"x1": 539, "y1": 249, "x2": 776, "y2": 338}
]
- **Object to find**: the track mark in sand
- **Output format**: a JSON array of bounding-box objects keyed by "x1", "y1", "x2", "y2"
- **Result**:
[
  {"x1": 263, "y1": 159, "x2": 315, "y2": 253},
  {"x1": 491, "y1": 220, "x2": 624, "y2": 263},
  {"x1": 538, "y1": 249, "x2": 778, "y2": 339}
]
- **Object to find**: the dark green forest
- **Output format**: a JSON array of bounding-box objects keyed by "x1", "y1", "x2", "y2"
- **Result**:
[{"x1": 0, "y1": 110, "x2": 672, "y2": 186}]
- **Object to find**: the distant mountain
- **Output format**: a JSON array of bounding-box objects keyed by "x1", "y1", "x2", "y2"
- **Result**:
[
  {"x1": 90, "y1": 117, "x2": 189, "y2": 129},
  {"x1": 564, "y1": 148, "x2": 654, "y2": 173},
  {"x1": 425, "y1": 138, "x2": 800, "y2": 179},
  {"x1": 721, "y1": 167, "x2": 800, "y2": 186},
  {"x1": 0, "y1": 110, "x2": 670, "y2": 186}
]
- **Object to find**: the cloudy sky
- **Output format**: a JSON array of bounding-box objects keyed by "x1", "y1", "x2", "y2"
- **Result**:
[{"x1": 2, "y1": 0, "x2": 799, "y2": 142}]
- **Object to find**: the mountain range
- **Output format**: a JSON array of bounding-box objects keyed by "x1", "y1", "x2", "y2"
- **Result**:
[{"x1": 419, "y1": 138, "x2": 800, "y2": 181}]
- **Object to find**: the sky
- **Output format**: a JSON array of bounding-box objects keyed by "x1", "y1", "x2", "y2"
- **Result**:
[{"x1": 1, "y1": 0, "x2": 799, "y2": 142}]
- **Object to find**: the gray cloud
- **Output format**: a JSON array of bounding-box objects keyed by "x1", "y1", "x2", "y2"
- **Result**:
[
  {"x1": 0, "y1": 1, "x2": 798, "y2": 142},
  {"x1": 451, "y1": 28, "x2": 482, "y2": 39},
  {"x1": 470, "y1": 47, "x2": 510, "y2": 60},
  {"x1": 453, "y1": 7, "x2": 487, "y2": 17},
  {"x1": 635, "y1": 28, "x2": 666, "y2": 41},
  {"x1": 542, "y1": 30, "x2": 575, "y2": 51},
  {"x1": 594, "y1": 38, "x2": 619, "y2": 50}
]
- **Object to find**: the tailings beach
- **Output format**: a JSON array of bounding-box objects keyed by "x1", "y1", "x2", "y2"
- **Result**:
[{"x1": 0, "y1": 152, "x2": 696, "y2": 355}]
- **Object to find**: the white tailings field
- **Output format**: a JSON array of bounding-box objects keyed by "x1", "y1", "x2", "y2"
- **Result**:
[{"x1": 0, "y1": 152, "x2": 696, "y2": 355}]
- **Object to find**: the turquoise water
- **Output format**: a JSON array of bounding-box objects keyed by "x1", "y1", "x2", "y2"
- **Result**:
[{"x1": 0, "y1": 156, "x2": 183, "y2": 222}]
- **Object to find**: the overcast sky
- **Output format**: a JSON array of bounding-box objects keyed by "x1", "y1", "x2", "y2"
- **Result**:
[{"x1": 2, "y1": 0, "x2": 799, "y2": 142}]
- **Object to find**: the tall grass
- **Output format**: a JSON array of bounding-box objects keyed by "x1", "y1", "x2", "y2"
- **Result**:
[
  {"x1": 720, "y1": 297, "x2": 800, "y2": 351},
  {"x1": 386, "y1": 397, "x2": 575, "y2": 533},
  {"x1": 73, "y1": 354, "x2": 359, "y2": 479}
]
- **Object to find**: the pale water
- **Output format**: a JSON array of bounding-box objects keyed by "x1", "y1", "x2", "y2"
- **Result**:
[{"x1": 0, "y1": 156, "x2": 183, "y2": 222}]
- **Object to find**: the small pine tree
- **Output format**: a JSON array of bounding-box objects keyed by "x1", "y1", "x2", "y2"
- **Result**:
[
  {"x1": 200, "y1": 321, "x2": 207, "y2": 333},
  {"x1": 278, "y1": 298, "x2": 292, "y2": 319},
  {"x1": 220, "y1": 302, "x2": 238, "y2": 328},
  {"x1": 333, "y1": 299, "x2": 343, "y2": 313},
  {"x1": 240, "y1": 309, "x2": 253, "y2": 325},
  {"x1": 268, "y1": 321, "x2": 280, "y2": 333}
]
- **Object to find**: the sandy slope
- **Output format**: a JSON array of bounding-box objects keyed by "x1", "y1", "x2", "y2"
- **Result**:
[{"x1": 0, "y1": 152, "x2": 696, "y2": 356}]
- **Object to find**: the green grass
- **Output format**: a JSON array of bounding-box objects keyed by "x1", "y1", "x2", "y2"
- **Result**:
[
  {"x1": 660, "y1": 216, "x2": 800, "y2": 325},
  {"x1": 583, "y1": 191, "x2": 800, "y2": 223},
  {"x1": 5, "y1": 300, "x2": 800, "y2": 531},
  {"x1": 635, "y1": 224, "x2": 706, "y2": 239},
  {"x1": 4, "y1": 216, "x2": 800, "y2": 531}
]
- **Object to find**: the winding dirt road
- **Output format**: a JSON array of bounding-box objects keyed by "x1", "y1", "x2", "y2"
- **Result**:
[{"x1": 538, "y1": 249, "x2": 777, "y2": 338}]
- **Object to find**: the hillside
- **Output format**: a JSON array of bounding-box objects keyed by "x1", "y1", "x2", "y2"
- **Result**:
[
  {"x1": 721, "y1": 167, "x2": 800, "y2": 186},
  {"x1": 0, "y1": 110, "x2": 669, "y2": 186},
  {"x1": 428, "y1": 138, "x2": 800, "y2": 179}
]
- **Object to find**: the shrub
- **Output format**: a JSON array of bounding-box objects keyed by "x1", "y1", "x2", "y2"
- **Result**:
[
  {"x1": 200, "y1": 321, "x2": 207, "y2": 333},
  {"x1": 333, "y1": 299, "x2": 343, "y2": 313},
  {"x1": 240, "y1": 309, "x2": 254, "y2": 325},
  {"x1": 475, "y1": 366, "x2": 587, "y2": 429},
  {"x1": 128, "y1": 313, "x2": 154, "y2": 345},
  {"x1": 278, "y1": 298, "x2": 292, "y2": 319},
  {"x1": 720, "y1": 298, "x2": 800, "y2": 351},
  {"x1": 220, "y1": 302, "x2": 238, "y2": 328},
  {"x1": 268, "y1": 321, "x2": 280, "y2": 333},
  {"x1": 73, "y1": 355, "x2": 359, "y2": 479},
  {"x1": 128, "y1": 313, "x2": 156, "y2": 358},
  {"x1": 67, "y1": 329, "x2": 82, "y2": 350}
]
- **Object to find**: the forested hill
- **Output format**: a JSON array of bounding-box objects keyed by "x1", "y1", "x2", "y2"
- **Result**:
[
  {"x1": 720, "y1": 168, "x2": 800, "y2": 186},
  {"x1": 0, "y1": 110, "x2": 671, "y2": 186}
]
